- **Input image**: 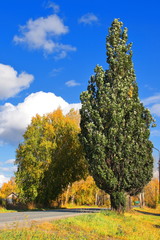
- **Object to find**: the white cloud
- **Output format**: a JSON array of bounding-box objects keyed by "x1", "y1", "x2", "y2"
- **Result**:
[
  {"x1": 142, "y1": 94, "x2": 160, "y2": 117},
  {"x1": 142, "y1": 94, "x2": 160, "y2": 105},
  {"x1": 151, "y1": 130, "x2": 160, "y2": 137},
  {"x1": 65, "y1": 80, "x2": 80, "y2": 87},
  {"x1": 153, "y1": 169, "x2": 158, "y2": 179},
  {"x1": 0, "y1": 175, "x2": 9, "y2": 187},
  {"x1": 0, "y1": 63, "x2": 34, "y2": 100},
  {"x1": 47, "y1": 2, "x2": 60, "y2": 13},
  {"x1": 5, "y1": 159, "x2": 15, "y2": 164},
  {"x1": 0, "y1": 91, "x2": 81, "y2": 145},
  {"x1": 0, "y1": 166, "x2": 17, "y2": 172},
  {"x1": 79, "y1": 13, "x2": 99, "y2": 25},
  {"x1": 54, "y1": 44, "x2": 76, "y2": 60},
  {"x1": 14, "y1": 14, "x2": 76, "y2": 57},
  {"x1": 150, "y1": 104, "x2": 160, "y2": 117},
  {"x1": 50, "y1": 67, "x2": 63, "y2": 77},
  {"x1": 63, "y1": 103, "x2": 81, "y2": 115},
  {"x1": 0, "y1": 160, "x2": 16, "y2": 182}
]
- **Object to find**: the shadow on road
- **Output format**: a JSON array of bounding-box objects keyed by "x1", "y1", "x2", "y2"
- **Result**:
[
  {"x1": 44, "y1": 208, "x2": 109, "y2": 213},
  {"x1": 134, "y1": 209, "x2": 160, "y2": 216}
]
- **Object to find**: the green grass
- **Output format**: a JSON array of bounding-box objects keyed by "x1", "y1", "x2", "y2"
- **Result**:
[
  {"x1": 0, "y1": 207, "x2": 16, "y2": 213},
  {"x1": 0, "y1": 207, "x2": 160, "y2": 239}
]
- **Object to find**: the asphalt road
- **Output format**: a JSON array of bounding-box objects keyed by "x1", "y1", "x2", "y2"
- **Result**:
[{"x1": 0, "y1": 208, "x2": 107, "y2": 228}]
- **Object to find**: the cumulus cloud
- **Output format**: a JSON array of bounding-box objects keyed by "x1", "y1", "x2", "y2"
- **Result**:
[
  {"x1": 0, "y1": 175, "x2": 9, "y2": 187},
  {"x1": 0, "y1": 63, "x2": 34, "y2": 100},
  {"x1": 78, "y1": 13, "x2": 99, "y2": 25},
  {"x1": 0, "y1": 91, "x2": 81, "y2": 145},
  {"x1": 14, "y1": 14, "x2": 76, "y2": 57},
  {"x1": 63, "y1": 103, "x2": 81, "y2": 115},
  {"x1": 65, "y1": 80, "x2": 80, "y2": 87}
]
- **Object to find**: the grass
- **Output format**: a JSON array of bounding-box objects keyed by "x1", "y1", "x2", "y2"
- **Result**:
[
  {"x1": 0, "y1": 207, "x2": 16, "y2": 213},
  {"x1": 0, "y1": 207, "x2": 160, "y2": 239},
  {"x1": 134, "y1": 204, "x2": 160, "y2": 214}
]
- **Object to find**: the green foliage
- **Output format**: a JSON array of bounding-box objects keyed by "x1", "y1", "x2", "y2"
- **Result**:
[
  {"x1": 15, "y1": 109, "x2": 87, "y2": 205},
  {"x1": 110, "y1": 191, "x2": 126, "y2": 213},
  {"x1": 80, "y1": 19, "x2": 154, "y2": 212}
]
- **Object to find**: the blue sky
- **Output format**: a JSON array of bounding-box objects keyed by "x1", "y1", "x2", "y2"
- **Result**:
[{"x1": 0, "y1": 0, "x2": 160, "y2": 186}]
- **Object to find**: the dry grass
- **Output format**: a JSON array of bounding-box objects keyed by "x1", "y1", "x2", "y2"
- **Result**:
[{"x1": 134, "y1": 204, "x2": 160, "y2": 214}]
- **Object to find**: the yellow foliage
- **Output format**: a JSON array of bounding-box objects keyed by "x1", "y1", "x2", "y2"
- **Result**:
[
  {"x1": 0, "y1": 177, "x2": 17, "y2": 199},
  {"x1": 60, "y1": 176, "x2": 110, "y2": 207},
  {"x1": 144, "y1": 178, "x2": 159, "y2": 208},
  {"x1": 66, "y1": 108, "x2": 81, "y2": 126},
  {"x1": 128, "y1": 85, "x2": 134, "y2": 98},
  {"x1": 15, "y1": 108, "x2": 87, "y2": 204}
]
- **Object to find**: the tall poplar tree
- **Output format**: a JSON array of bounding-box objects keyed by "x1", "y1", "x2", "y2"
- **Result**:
[{"x1": 80, "y1": 19, "x2": 155, "y2": 212}]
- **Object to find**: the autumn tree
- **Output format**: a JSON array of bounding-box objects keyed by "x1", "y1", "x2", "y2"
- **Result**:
[
  {"x1": 66, "y1": 109, "x2": 80, "y2": 126},
  {"x1": 0, "y1": 177, "x2": 17, "y2": 199},
  {"x1": 60, "y1": 176, "x2": 110, "y2": 207},
  {"x1": 144, "y1": 178, "x2": 159, "y2": 208},
  {"x1": 80, "y1": 19, "x2": 154, "y2": 212},
  {"x1": 15, "y1": 109, "x2": 87, "y2": 205}
]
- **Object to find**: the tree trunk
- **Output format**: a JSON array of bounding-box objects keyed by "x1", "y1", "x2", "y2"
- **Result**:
[
  {"x1": 139, "y1": 192, "x2": 145, "y2": 208},
  {"x1": 110, "y1": 191, "x2": 126, "y2": 213},
  {"x1": 95, "y1": 192, "x2": 98, "y2": 206},
  {"x1": 64, "y1": 184, "x2": 70, "y2": 206},
  {"x1": 126, "y1": 195, "x2": 132, "y2": 211},
  {"x1": 129, "y1": 195, "x2": 132, "y2": 210},
  {"x1": 71, "y1": 195, "x2": 75, "y2": 204},
  {"x1": 142, "y1": 192, "x2": 145, "y2": 207}
]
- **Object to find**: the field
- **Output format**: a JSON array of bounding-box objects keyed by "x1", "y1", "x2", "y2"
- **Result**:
[{"x1": 0, "y1": 207, "x2": 160, "y2": 240}]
